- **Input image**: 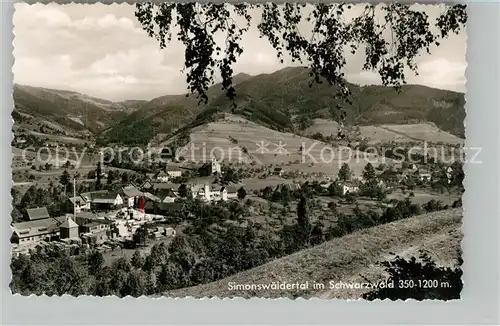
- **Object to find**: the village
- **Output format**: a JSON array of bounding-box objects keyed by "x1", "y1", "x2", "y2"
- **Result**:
[{"x1": 11, "y1": 149, "x2": 461, "y2": 263}]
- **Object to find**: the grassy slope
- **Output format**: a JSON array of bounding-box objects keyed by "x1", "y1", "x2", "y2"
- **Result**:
[
  {"x1": 98, "y1": 73, "x2": 254, "y2": 145},
  {"x1": 13, "y1": 84, "x2": 130, "y2": 135},
  {"x1": 166, "y1": 208, "x2": 462, "y2": 299},
  {"x1": 175, "y1": 114, "x2": 387, "y2": 176}
]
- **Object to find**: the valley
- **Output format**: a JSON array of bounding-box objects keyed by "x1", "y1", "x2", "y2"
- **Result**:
[{"x1": 10, "y1": 67, "x2": 465, "y2": 300}]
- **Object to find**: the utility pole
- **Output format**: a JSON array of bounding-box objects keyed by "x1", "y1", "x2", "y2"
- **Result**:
[{"x1": 73, "y1": 177, "x2": 76, "y2": 219}]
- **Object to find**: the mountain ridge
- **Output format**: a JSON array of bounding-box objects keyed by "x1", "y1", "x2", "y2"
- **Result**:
[
  {"x1": 13, "y1": 67, "x2": 466, "y2": 146},
  {"x1": 98, "y1": 66, "x2": 465, "y2": 146}
]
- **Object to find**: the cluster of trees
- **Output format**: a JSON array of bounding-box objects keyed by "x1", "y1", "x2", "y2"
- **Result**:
[
  {"x1": 12, "y1": 185, "x2": 73, "y2": 222},
  {"x1": 363, "y1": 251, "x2": 463, "y2": 300},
  {"x1": 10, "y1": 184, "x2": 458, "y2": 297}
]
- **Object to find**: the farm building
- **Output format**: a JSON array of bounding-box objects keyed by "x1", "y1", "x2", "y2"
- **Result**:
[
  {"x1": 25, "y1": 207, "x2": 50, "y2": 221},
  {"x1": 68, "y1": 196, "x2": 90, "y2": 213},
  {"x1": 165, "y1": 166, "x2": 183, "y2": 178},
  {"x1": 210, "y1": 157, "x2": 222, "y2": 175},
  {"x1": 59, "y1": 217, "x2": 79, "y2": 239},
  {"x1": 161, "y1": 189, "x2": 178, "y2": 203},
  {"x1": 143, "y1": 192, "x2": 161, "y2": 203},
  {"x1": 153, "y1": 182, "x2": 179, "y2": 192},
  {"x1": 220, "y1": 186, "x2": 239, "y2": 200},
  {"x1": 190, "y1": 184, "x2": 238, "y2": 202},
  {"x1": 140, "y1": 179, "x2": 154, "y2": 190},
  {"x1": 11, "y1": 215, "x2": 67, "y2": 245},
  {"x1": 157, "y1": 171, "x2": 170, "y2": 182},
  {"x1": 121, "y1": 185, "x2": 143, "y2": 208},
  {"x1": 341, "y1": 183, "x2": 360, "y2": 196},
  {"x1": 273, "y1": 167, "x2": 284, "y2": 177},
  {"x1": 90, "y1": 192, "x2": 123, "y2": 211}
]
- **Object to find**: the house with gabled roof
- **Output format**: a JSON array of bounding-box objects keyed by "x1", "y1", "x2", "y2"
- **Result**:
[
  {"x1": 190, "y1": 184, "x2": 238, "y2": 202},
  {"x1": 273, "y1": 167, "x2": 284, "y2": 177},
  {"x1": 11, "y1": 215, "x2": 67, "y2": 245},
  {"x1": 160, "y1": 189, "x2": 178, "y2": 203},
  {"x1": 89, "y1": 192, "x2": 123, "y2": 211},
  {"x1": 59, "y1": 217, "x2": 79, "y2": 239},
  {"x1": 120, "y1": 185, "x2": 143, "y2": 207},
  {"x1": 165, "y1": 166, "x2": 183, "y2": 178},
  {"x1": 153, "y1": 182, "x2": 180, "y2": 192},
  {"x1": 220, "y1": 185, "x2": 238, "y2": 200},
  {"x1": 140, "y1": 179, "x2": 154, "y2": 190},
  {"x1": 157, "y1": 171, "x2": 170, "y2": 182},
  {"x1": 68, "y1": 196, "x2": 90, "y2": 213},
  {"x1": 25, "y1": 207, "x2": 50, "y2": 221},
  {"x1": 80, "y1": 190, "x2": 109, "y2": 203},
  {"x1": 143, "y1": 192, "x2": 161, "y2": 203}
]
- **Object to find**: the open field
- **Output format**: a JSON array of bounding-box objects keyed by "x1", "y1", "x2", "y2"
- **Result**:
[
  {"x1": 387, "y1": 189, "x2": 460, "y2": 206},
  {"x1": 166, "y1": 208, "x2": 462, "y2": 299},
  {"x1": 24, "y1": 130, "x2": 89, "y2": 144},
  {"x1": 175, "y1": 115, "x2": 390, "y2": 173},
  {"x1": 304, "y1": 119, "x2": 464, "y2": 147},
  {"x1": 380, "y1": 123, "x2": 464, "y2": 145},
  {"x1": 304, "y1": 118, "x2": 339, "y2": 136},
  {"x1": 12, "y1": 146, "x2": 99, "y2": 168},
  {"x1": 358, "y1": 125, "x2": 415, "y2": 143}
]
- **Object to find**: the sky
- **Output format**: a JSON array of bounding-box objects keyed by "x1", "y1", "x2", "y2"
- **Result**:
[{"x1": 13, "y1": 3, "x2": 467, "y2": 102}]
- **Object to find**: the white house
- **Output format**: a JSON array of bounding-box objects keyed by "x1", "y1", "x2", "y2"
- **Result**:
[
  {"x1": 220, "y1": 186, "x2": 238, "y2": 200},
  {"x1": 445, "y1": 166, "x2": 453, "y2": 183},
  {"x1": 90, "y1": 193, "x2": 123, "y2": 210},
  {"x1": 161, "y1": 189, "x2": 177, "y2": 203},
  {"x1": 68, "y1": 196, "x2": 91, "y2": 213},
  {"x1": 165, "y1": 227, "x2": 176, "y2": 237},
  {"x1": 419, "y1": 173, "x2": 432, "y2": 182},
  {"x1": 210, "y1": 157, "x2": 222, "y2": 175},
  {"x1": 157, "y1": 171, "x2": 169, "y2": 182},
  {"x1": 121, "y1": 185, "x2": 143, "y2": 208},
  {"x1": 190, "y1": 184, "x2": 237, "y2": 202},
  {"x1": 166, "y1": 167, "x2": 182, "y2": 178},
  {"x1": 15, "y1": 137, "x2": 27, "y2": 144},
  {"x1": 342, "y1": 184, "x2": 359, "y2": 195},
  {"x1": 273, "y1": 167, "x2": 284, "y2": 177}
]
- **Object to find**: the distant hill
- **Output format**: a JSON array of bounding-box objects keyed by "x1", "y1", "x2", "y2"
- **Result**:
[
  {"x1": 99, "y1": 67, "x2": 465, "y2": 146},
  {"x1": 13, "y1": 84, "x2": 137, "y2": 135},
  {"x1": 97, "y1": 72, "x2": 254, "y2": 146}
]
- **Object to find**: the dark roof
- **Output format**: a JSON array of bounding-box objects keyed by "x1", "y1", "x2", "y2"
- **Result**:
[
  {"x1": 75, "y1": 212, "x2": 98, "y2": 220},
  {"x1": 165, "y1": 166, "x2": 182, "y2": 172},
  {"x1": 122, "y1": 185, "x2": 143, "y2": 198},
  {"x1": 158, "y1": 202, "x2": 175, "y2": 211},
  {"x1": 91, "y1": 192, "x2": 120, "y2": 201},
  {"x1": 222, "y1": 186, "x2": 239, "y2": 193},
  {"x1": 59, "y1": 217, "x2": 79, "y2": 229},
  {"x1": 160, "y1": 189, "x2": 177, "y2": 198},
  {"x1": 26, "y1": 207, "x2": 50, "y2": 221},
  {"x1": 153, "y1": 182, "x2": 179, "y2": 190},
  {"x1": 92, "y1": 198, "x2": 117, "y2": 204},
  {"x1": 80, "y1": 190, "x2": 109, "y2": 201},
  {"x1": 143, "y1": 192, "x2": 161, "y2": 202},
  {"x1": 273, "y1": 167, "x2": 283, "y2": 172},
  {"x1": 82, "y1": 222, "x2": 102, "y2": 228},
  {"x1": 144, "y1": 201, "x2": 156, "y2": 210},
  {"x1": 68, "y1": 196, "x2": 86, "y2": 205},
  {"x1": 12, "y1": 216, "x2": 67, "y2": 238}
]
